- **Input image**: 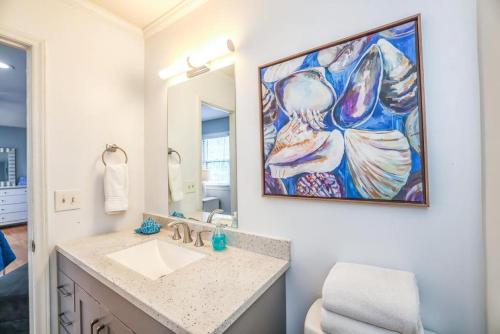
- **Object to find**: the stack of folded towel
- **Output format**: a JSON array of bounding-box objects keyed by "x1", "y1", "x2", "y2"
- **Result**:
[{"x1": 320, "y1": 263, "x2": 424, "y2": 334}]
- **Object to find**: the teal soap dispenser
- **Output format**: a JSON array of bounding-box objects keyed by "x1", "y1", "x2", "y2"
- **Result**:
[{"x1": 212, "y1": 223, "x2": 227, "y2": 251}]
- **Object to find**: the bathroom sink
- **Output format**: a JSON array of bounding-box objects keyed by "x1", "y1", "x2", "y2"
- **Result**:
[{"x1": 106, "y1": 239, "x2": 206, "y2": 280}]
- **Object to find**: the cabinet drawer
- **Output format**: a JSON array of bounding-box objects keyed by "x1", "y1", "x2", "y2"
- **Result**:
[
  {"x1": 0, "y1": 211, "x2": 27, "y2": 223},
  {"x1": 58, "y1": 271, "x2": 75, "y2": 334},
  {"x1": 0, "y1": 203, "x2": 27, "y2": 214},
  {"x1": 0, "y1": 188, "x2": 27, "y2": 197},
  {"x1": 0, "y1": 194, "x2": 26, "y2": 205}
]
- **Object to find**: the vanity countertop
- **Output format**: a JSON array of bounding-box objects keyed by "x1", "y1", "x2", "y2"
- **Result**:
[{"x1": 56, "y1": 229, "x2": 290, "y2": 334}]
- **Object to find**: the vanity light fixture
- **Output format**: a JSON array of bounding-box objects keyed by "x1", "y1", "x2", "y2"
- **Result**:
[
  {"x1": 158, "y1": 37, "x2": 235, "y2": 81},
  {"x1": 0, "y1": 62, "x2": 14, "y2": 70}
]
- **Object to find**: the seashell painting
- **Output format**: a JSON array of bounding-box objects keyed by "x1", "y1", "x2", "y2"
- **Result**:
[
  {"x1": 262, "y1": 85, "x2": 279, "y2": 125},
  {"x1": 405, "y1": 108, "x2": 421, "y2": 154},
  {"x1": 263, "y1": 56, "x2": 306, "y2": 83},
  {"x1": 296, "y1": 172, "x2": 344, "y2": 198},
  {"x1": 345, "y1": 129, "x2": 412, "y2": 199},
  {"x1": 317, "y1": 37, "x2": 369, "y2": 73},
  {"x1": 274, "y1": 68, "x2": 336, "y2": 130},
  {"x1": 377, "y1": 38, "x2": 419, "y2": 114},
  {"x1": 264, "y1": 171, "x2": 288, "y2": 195},
  {"x1": 259, "y1": 16, "x2": 428, "y2": 205},
  {"x1": 331, "y1": 44, "x2": 383, "y2": 129}
]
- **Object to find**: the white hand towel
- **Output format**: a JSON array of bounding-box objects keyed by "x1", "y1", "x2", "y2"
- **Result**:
[
  {"x1": 322, "y1": 263, "x2": 422, "y2": 334},
  {"x1": 168, "y1": 158, "x2": 184, "y2": 202},
  {"x1": 321, "y1": 307, "x2": 399, "y2": 334},
  {"x1": 104, "y1": 163, "x2": 128, "y2": 214}
]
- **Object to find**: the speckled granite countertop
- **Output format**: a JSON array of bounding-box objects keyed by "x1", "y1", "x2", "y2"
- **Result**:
[{"x1": 56, "y1": 229, "x2": 290, "y2": 334}]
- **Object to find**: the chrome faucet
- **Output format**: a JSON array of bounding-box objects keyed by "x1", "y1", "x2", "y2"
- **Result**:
[
  {"x1": 167, "y1": 221, "x2": 193, "y2": 243},
  {"x1": 206, "y1": 209, "x2": 224, "y2": 224}
]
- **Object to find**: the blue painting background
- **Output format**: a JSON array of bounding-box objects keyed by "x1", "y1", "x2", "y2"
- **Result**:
[{"x1": 261, "y1": 21, "x2": 424, "y2": 201}]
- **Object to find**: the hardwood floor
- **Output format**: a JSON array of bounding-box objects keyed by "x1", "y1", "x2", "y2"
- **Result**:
[{"x1": 1, "y1": 224, "x2": 28, "y2": 274}]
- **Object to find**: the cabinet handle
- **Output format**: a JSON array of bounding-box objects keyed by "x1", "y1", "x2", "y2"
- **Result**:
[
  {"x1": 96, "y1": 324, "x2": 106, "y2": 333},
  {"x1": 58, "y1": 312, "x2": 73, "y2": 327},
  {"x1": 57, "y1": 285, "x2": 72, "y2": 297},
  {"x1": 91, "y1": 319, "x2": 100, "y2": 333}
]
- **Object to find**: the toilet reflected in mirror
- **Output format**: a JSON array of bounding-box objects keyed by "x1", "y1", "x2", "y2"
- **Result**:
[{"x1": 167, "y1": 64, "x2": 237, "y2": 226}]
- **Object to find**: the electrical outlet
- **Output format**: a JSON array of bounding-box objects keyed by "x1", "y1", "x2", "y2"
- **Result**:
[
  {"x1": 55, "y1": 190, "x2": 81, "y2": 212},
  {"x1": 184, "y1": 181, "x2": 196, "y2": 194}
]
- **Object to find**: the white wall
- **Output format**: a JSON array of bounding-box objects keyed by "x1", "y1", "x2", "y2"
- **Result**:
[
  {"x1": 145, "y1": 0, "x2": 485, "y2": 333},
  {"x1": 0, "y1": 0, "x2": 144, "y2": 330},
  {"x1": 478, "y1": 0, "x2": 500, "y2": 332}
]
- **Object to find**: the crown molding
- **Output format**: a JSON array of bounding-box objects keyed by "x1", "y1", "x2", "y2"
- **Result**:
[
  {"x1": 143, "y1": 0, "x2": 208, "y2": 39},
  {"x1": 61, "y1": 0, "x2": 143, "y2": 37}
]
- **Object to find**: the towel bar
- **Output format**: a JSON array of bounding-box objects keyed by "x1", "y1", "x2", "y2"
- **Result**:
[
  {"x1": 168, "y1": 147, "x2": 182, "y2": 163},
  {"x1": 102, "y1": 144, "x2": 128, "y2": 166}
]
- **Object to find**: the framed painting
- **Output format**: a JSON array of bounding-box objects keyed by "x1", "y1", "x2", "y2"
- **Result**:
[{"x1": 259, "y1": 15, "x2": 428, "y2": 206}]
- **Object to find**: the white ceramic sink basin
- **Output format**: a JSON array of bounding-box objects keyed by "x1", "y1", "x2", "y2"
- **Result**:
[{"x1": 106, "y1": 239, "x2": 206, "y2": 280}]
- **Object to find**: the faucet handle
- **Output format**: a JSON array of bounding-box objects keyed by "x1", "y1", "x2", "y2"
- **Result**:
[
  {"x1": 167, "y1": 221, "x2": 182, "y2": 240},
  {"x1": 194, "y1": 230, "x2": 212, "y2": 247},
  {"x1": 171, "y1": 225, "x2": 181, "y2": 240}
]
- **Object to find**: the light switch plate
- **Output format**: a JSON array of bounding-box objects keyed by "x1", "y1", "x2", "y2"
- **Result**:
[
  {"x1": 184, "y1": 181, "x2": 196, "y2": 193},
  {"x1": 54, "y1": 189, "x2": 81, "y2": 212}
]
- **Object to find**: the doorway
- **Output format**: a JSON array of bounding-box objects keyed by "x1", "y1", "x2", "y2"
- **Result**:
[{"x1": 0, "y1": 41, "x2": 29, "y2": 333}]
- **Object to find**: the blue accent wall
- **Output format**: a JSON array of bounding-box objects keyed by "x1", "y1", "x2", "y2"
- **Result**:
[{"x1": 202, "y1": 117, "x2": 229, "y2": 138}]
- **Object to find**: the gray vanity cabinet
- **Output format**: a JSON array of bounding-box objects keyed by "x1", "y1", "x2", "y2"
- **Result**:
[
  {"x1": 57, "y1": 251, "x2": 286, "y2": 334},
  {"x1": 75, "y1": 285, "x2": 133, "y2": 334}
]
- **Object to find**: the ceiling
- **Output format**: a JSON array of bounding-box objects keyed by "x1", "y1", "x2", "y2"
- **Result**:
[
  {"x1": 201, "y1": 104, "x2": 229, "y2": 122},
  {"x1": 0, "y1": 43, "x2": 26, "y2": 105},
  {"x1": 0, "y1": 43, "x2": 26, "y2": 128},
  {"x1": 88, "y1": 0, "x2": 187, "y2": 29}
]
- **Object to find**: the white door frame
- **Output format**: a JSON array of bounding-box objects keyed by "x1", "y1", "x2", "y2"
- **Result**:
[{"x1": 0, "y1": 28, "x2": 50, "y2": 334}]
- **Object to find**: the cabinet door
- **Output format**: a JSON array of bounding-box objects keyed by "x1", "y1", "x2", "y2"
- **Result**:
[
  {"x1": 75, "y1": 285, "x2": 101, "y2": 334},
  {"x1": 100, "y1": 308, "x2": 134, "y2": 334}
]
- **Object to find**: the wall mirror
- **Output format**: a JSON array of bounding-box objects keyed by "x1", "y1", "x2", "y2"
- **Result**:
[
  {"x1": 0, "y1": 148, "x2": 16, "y2": 187},
  {"x1": 167, "y1": 64, "x2": 237, "y2": 227}
]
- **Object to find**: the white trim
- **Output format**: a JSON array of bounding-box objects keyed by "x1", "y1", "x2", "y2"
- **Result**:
[
  {"x1": 144, "y1": 0, "x2": 208, "y2": 39},
  {"x1": 0, "y1": 27, "x2": 50, "y2": 334},
  {"x1": 61, "y1": 0, "x2": 143, "y2": 36}
]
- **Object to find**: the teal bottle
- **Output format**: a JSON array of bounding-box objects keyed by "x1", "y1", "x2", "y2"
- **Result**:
[{"x1": 212, "y1": 224, "x2": 227, "y2": 251}]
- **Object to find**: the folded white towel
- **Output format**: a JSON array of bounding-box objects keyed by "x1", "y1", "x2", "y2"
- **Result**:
[
  {"x1": 168, "y1": 158, "x2": 184, "y2": 202},
  {"x1": 321, "y1": 307, "x2": 399, "y2": 334},
  {"x1": 322, "y1": 263, "x2": 422, "y2": 334},
  {"x1": 104, "y1": 163, "x2": 128, "y2": 214}
]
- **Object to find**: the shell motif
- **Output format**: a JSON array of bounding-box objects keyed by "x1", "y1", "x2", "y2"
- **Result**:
[
  {"x1": 263, "y1": 124, "x2": 277, "y2": 158},
  {"x1": 331, "y1": 45, "x2": 383, "y2": 129},
  {"x1": 263, "y1": 55, "x2": 306, "y2": 83},
  {"x1": 262, "y1": 85, "x2": 278, "y2": 125},
  {"x1": 377, "y1": 39, "x2": 418, "y2": 114},
  {"x1": 379, "y1": 22, "x2": 415, "y2": 39},
  {"x1": 396, "y1": 172, "x2": 424, "y2": 202},
  {"x1": 405, "y1": 108, "x2": 420, "y2": 154},
  {"x1": 266, "y1": 117, "x2": 329, "y2": 166},
  {"x1": 268, "y1": 128, "x2": 344, "y2": 179},
  {"x1": 264, "y1": 171, "x2": 287, "y2": 195},
  {"x1": 275, "y1": 68, "x2": 336, "y2": 130},
  {"x1": 296, "y1": 172, "x2": 344, "y2": 198},
  {"x1": 317, "y1": 37, "x2": 368, "y2": 73},
  {"x1": 345, "y1": 129, "x2": 412, "y2": 199}
]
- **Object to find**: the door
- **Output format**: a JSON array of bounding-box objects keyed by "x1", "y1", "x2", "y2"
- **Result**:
[{"x1": 75, "y1": 285, "x2": 101, "y2": 334}]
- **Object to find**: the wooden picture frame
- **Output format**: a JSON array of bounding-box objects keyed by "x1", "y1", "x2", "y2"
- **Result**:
[{"x1": 258, "y1": 15, "x2": 428, "y2": 206}]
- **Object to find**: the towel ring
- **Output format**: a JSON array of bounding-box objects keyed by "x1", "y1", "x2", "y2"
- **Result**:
[
  {"x1": 168, "y1": 148, "x2": 182, "y2": 163},
  {"x1": 102, "y1": 144, "x2": 128, "y2": 166}
]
